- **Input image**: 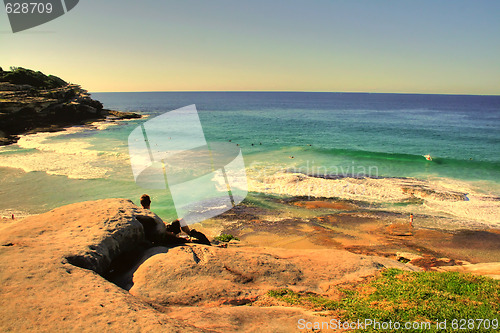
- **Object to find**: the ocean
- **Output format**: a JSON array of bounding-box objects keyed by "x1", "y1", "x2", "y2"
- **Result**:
[{"x1": 1, "y1": 92, "x2": 499, "y2": 228}]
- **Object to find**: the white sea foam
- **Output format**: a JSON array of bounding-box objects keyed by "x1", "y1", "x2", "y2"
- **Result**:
[
  {"x1": 0, "y1": 127, "x2": 128, "y2": 179},
  {"x1": 92, "y1": 121, "x2": 119, "y2": 131},
  {"x1": 90, "y1": 115, "x2": 144, "y2": 131},
  {"x1": 247, "y1": 169, "x2": 500, "y2": 228},
  {"x1": 421, "y1": 177, "x2": 500, "y2": 227}
]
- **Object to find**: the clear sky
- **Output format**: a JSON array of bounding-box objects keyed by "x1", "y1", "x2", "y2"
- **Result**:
[{"x1": 1, "y1": 0, "x2": 499, "y2": 94}]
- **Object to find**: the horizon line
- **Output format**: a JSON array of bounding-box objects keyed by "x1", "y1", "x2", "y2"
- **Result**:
[{"x1": 89, "y1": 90, "x2": 500, "y2": 97}]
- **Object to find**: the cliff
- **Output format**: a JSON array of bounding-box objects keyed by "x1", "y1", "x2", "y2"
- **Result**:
[{"x1": 0, "y1": 67, "x2": 140, "y2": 145}]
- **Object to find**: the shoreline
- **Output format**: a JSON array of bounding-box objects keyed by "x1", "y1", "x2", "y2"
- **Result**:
[
  {"x1": 192, "y1": 195, "x2": 500, "y2": 278},
  {"x1": 4, "y1": 194, "x2": 499, "y2": 270},
  {"x1": 247, "y1": 171, "x2": 500, "y2": 229},
  {"x1": 0, "y1": 108, "x2": 142, "y2": 146}
]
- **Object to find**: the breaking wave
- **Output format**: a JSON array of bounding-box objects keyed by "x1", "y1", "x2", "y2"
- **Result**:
[{"x1": 0, "y1": 127, "x2": 128, "y2": 179}]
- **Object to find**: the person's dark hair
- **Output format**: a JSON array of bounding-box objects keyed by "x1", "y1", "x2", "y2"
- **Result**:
[{"x1": 140, "y1": 194, "x2": 151, "y2": 208}]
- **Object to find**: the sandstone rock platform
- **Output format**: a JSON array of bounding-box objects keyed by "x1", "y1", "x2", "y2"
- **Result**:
[{"x1": 0, "y1": 198, "x2": 418, "y2": 332}]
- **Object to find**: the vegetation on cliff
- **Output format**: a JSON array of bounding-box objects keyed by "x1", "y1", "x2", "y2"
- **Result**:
[
  {"x1": 0, "y1": 67, "x2": 140, "y2": 145},
  {"x1": 0, "y1": 67, "x2": 67, "y2": 89}
]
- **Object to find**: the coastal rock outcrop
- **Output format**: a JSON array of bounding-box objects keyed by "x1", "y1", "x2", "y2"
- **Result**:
[
  {"x1": 129, "y1": 245, "x2": 419, "y2": 307},
  {"x1": 0, "y1": 67, "x2": 140, "y2": 145},
  {"x1": 0, "y1": 198, "x2": 417, "y2": 332},
  {"x1": 0, "y1": 199, "x2": 191, "y2": 332}
]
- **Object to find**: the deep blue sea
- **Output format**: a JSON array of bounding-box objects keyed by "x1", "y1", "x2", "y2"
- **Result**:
[{"x1": 1, "y1": 92, "x2": 499, "y2": 225}]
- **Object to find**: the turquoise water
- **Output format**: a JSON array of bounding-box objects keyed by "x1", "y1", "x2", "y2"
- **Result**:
[
  {"x1": 1, "y1": 92, "x2": 499, "y2": 220},
  {"x1": 97, "y1": 92, "x2": 500, "y2": 180}
]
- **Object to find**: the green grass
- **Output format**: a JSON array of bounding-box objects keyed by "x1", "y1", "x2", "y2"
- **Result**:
[
  {"x1": 267, "y1": 288, "x2": 303, "y2": 305},
  {"x1": 268, "y1": 269, "x2": 500, "y2": 332},
  {"x1": 214, "y1": 234, "x2": 239, "y2": 242}
]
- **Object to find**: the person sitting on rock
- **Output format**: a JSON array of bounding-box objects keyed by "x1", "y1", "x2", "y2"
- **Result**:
[
  {"x1": 139, "y1": 194, "x2": 211, "y2": 246},
  {"x1": 137, "y1": 194, "x2": 184, "y2": 245}
]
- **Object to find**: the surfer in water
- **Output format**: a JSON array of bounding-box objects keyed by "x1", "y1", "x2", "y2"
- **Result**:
[{"x1": 424, "y1": 154, "x2": 432, "y2": 161}]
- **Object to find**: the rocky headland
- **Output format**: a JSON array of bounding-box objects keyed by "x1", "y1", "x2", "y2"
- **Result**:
[{"x1": 0, "y1": 67, "x2": 140, "y2": 145}]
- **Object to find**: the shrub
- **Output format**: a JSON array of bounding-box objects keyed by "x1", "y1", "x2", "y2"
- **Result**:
[
  {"x1": 215, "y1": 234, "x2": 239, "y2": 242},
  {"x1": 0, "y1": 67, "x2": 67, "y2": 89}
]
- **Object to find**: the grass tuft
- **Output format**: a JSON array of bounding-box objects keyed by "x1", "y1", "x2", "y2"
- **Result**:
[
  {"x1": 215, "y1": 234, "x2": 240, "y2": 242},
  {"x1": 267, "y1": 269, "x2": 500, "y2": 332}
]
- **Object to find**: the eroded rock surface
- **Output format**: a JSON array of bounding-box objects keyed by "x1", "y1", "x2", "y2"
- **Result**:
[
  {"x1": 0, "y1": 198, "x2": 419, "y2": 332},
  {"x1": 130, "y1": 245, "x2": 418, "y2": 306},
  {"x1": 0, "y1": 199, "x2": 192, "y2": 332}
]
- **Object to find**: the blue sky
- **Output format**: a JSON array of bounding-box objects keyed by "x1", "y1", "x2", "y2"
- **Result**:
[{"x1": 1, "y1": 0, "x2": 499, "y2": 94}]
